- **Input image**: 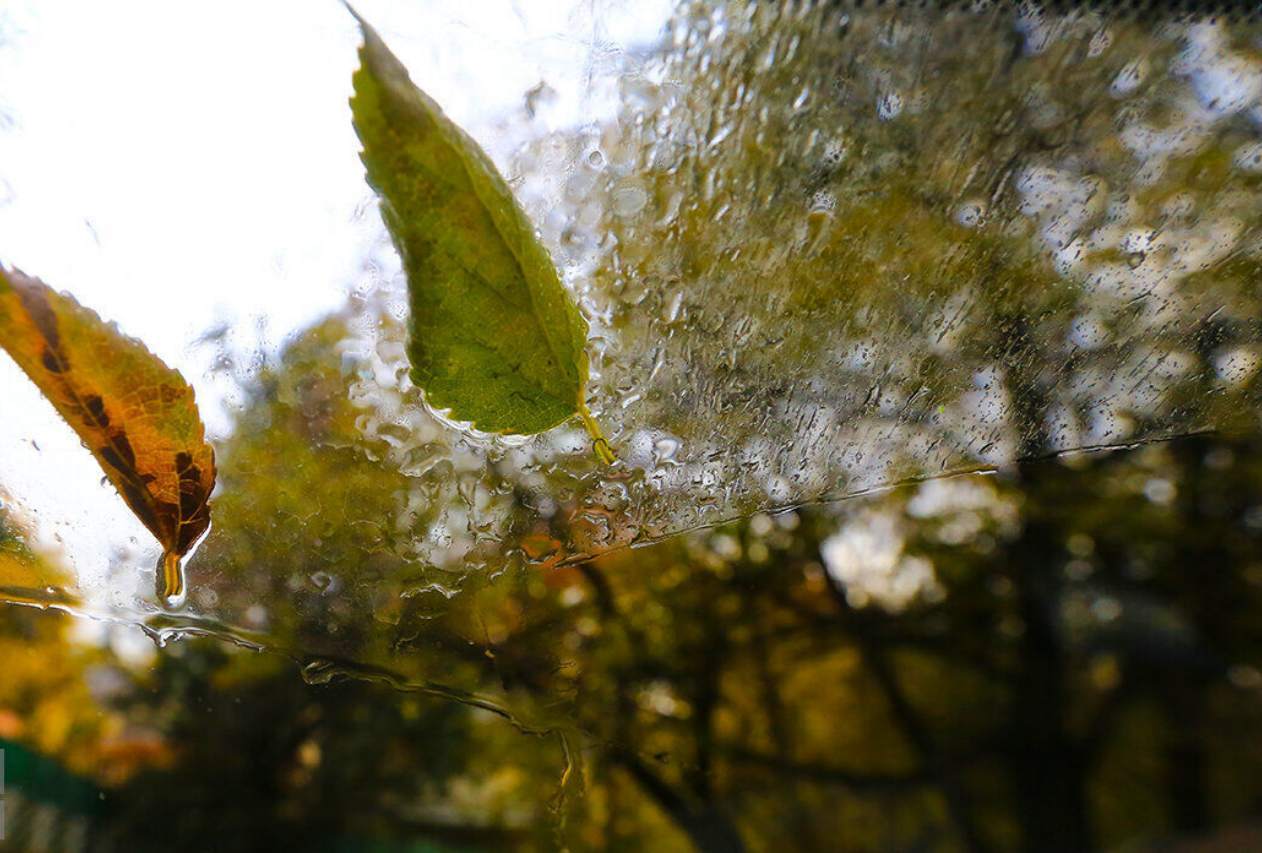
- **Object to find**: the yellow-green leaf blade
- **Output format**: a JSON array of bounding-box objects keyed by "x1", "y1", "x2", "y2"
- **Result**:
[
  {"x1": 0, "y1": 266, "x2": 216, "y2": 598},
  {"x1": 348, "y1": 14, "x2": 591, "y2": 436}
]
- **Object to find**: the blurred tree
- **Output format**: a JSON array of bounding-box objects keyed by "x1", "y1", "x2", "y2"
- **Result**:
[{"x1": 24, "y1": 406, "x2": 1258, "y2": 852}]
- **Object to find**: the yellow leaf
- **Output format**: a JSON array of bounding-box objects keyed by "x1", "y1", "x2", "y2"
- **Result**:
[{"x1": 0, "y1": 266, "x2": 216, "y2": 605}]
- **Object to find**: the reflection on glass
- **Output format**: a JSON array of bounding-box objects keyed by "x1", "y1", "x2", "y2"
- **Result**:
[{"x1": 1, "y1": 2, "x2": 1262, "y2": 850}]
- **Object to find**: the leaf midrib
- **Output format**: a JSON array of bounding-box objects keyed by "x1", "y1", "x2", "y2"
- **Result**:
[{"x1": 442, "y1": 121, "x2": 576, "y2": 412}]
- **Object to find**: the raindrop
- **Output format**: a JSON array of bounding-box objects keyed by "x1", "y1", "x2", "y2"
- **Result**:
[
  {"x1": 612, "y1": 181, "x2": 649, "y2": 217},
  {"x1": 156, "y1": 551, "x2": 186, "y2": 609},
  {"x1": 309, "y1": 571, "x2": 339, "y2": 595},
  {"x1": 954, "y1": 201, "x2": 986, "y2": 228},
  {"x1": 877, "y1": 91, "x2": 903, "y2": 120}
]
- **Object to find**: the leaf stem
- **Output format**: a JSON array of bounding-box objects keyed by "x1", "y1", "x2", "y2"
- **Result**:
[{"x1": 578, "y1": 400, "x2": 616, "y2": 465}]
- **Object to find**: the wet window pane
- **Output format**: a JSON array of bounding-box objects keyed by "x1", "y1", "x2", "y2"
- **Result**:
[{"x1": 2, "y1": 2, "x2": 1262, "y2": 850}]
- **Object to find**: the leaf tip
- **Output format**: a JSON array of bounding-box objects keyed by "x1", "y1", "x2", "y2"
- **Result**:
[{"x1": 339, "y1": 0, "x2": 365, "y2": 27}]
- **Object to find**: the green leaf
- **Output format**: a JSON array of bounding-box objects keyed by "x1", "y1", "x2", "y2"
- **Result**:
[{"x1": 347, "y1": 9, "x2": 611, "y2": 459}]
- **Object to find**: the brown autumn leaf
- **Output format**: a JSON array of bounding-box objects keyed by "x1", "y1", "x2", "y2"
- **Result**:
[{"x1": 0, "y1": 265, "x2": 216, "y2": 604}]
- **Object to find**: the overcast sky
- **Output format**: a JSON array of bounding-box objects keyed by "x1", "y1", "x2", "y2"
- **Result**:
[{"x1": 0, "y1": 0, "x2": 671, "y2": 582}]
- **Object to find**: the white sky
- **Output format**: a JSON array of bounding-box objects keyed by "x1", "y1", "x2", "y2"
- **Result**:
[{"x1": 0, "y1": 0, "x2": 671, "y2": 585}]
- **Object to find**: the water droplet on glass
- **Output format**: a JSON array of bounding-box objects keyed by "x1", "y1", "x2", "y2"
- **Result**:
[
  {"x1": 156, "y1": 551, "x2": 186, "y2": 609},
  {"x1": 612, "y1": 181, "x2": 649, "y2": 217},
  {"x1": 877, "y1": 91, "x2": 903, "y2": 120},
  {"x1": 653, "y1": 436, "x2": 681, "y2": 465},
  {"x1": 955, "y1": 201, "x2": 986, "y2": 228},
  {"x1": 309, "y1": 571, "x2": 339, "y2": 595}
]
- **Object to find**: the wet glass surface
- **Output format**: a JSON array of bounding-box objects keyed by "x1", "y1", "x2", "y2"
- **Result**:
[{"x1": 1, "y1": 2, "x2": 1262, "y2": 850}]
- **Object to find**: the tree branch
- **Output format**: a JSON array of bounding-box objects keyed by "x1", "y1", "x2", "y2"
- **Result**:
[{"x1": 721, "y1": 746, "x2": 929, "y2": 794}]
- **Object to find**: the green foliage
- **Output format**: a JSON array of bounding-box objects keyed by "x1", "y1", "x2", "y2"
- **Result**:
[{"x1": 349, "y1": 13, "x2": 597, "y2": 440}]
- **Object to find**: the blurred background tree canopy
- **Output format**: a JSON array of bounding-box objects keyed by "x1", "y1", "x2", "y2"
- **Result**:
[{"x1": 5, "y1": 418, "x2": 1262, "y2": 851}]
